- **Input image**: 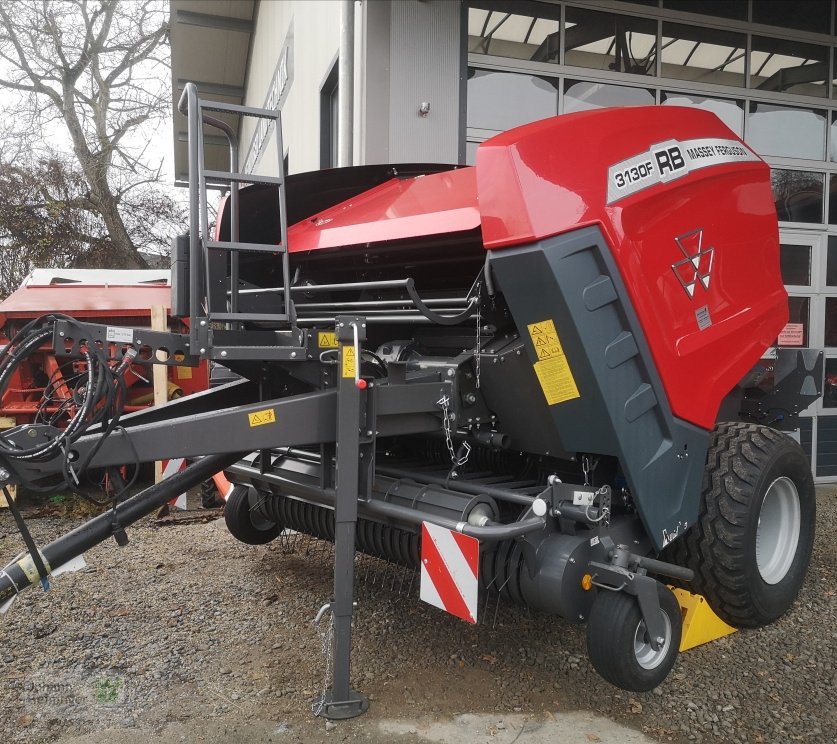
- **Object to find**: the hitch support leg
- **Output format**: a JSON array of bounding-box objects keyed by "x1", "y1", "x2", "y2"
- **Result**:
[{"x1": 313, "y1": 317, "x2": 369, "y2": 719}]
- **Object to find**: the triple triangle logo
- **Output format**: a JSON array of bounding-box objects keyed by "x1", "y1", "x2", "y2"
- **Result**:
[{"x1": 671, "y1": 228, "x2": 713, "y2": 299}]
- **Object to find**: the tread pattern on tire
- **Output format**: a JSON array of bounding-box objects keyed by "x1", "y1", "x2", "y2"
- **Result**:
[
  {"x1": 587, "y1": 583, "x2": 681, "y2": 692},
  {"x1": 663, "y1": 422, "x2": 813, "y2": 628}
]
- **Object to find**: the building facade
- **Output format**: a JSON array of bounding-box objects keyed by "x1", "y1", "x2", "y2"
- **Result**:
[{"x1": 170, "y1": 0, "x2": 837, "y2": 479}]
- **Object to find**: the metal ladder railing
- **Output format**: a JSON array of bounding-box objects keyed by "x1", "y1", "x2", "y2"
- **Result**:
[{"x1": 178, "y1": 82, "x2": 293, "y2": 352}]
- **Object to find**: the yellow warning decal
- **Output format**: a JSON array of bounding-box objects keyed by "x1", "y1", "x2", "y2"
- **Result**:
[
  {"x1": 318, "y1": 331, "x2": 338, "y2": 349},
  {"x1": 342, "y1": 346, "x2": 357, "y2": 378},
  {"x1": 175, "y1": 365, "x2": 193, "y2": 380},
  {"x1": 248, "y1": 408, "x2": 276, "y2": 427},
  {"x1": 527, "y1": 319, "x2": 564, "y2": 361},
  {"x1": 533, "y1": 357, "x2": 580, "y2": 405},
  {"x1": 527, "y1": 319, "x2": 579, "y2": 405}
]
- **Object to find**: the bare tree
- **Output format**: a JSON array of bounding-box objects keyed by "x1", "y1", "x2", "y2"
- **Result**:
[{"x1": 0, "y1": 0, "x2": 170, "y2": 269}]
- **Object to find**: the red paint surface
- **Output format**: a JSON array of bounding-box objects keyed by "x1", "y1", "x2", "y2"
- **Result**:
[
  {"x1": 473, "y1": 107, "x2": 786, "y2": 429},
  {"x1": 0, "y1": 284, "x2": 171, "y2": 317},
  {"x1": 287, "y1": 168, "x2": 480, "y2": 252}
]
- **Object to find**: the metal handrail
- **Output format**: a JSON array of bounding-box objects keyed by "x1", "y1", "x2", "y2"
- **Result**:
[{"x1": 177, "y1": 82, "x2": 293, "y2": 341}]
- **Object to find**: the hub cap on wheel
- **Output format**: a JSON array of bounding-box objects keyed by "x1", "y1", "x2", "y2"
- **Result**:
[
  {"x1": 633, "y1": 612, "x2": 672, "y2": 670},
  {"x1": 756, "y1": 476, "x2": 801, "y2": 585}
]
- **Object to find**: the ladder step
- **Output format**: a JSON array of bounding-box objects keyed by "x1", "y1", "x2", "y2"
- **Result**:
[
  {"x1": 205, "y1": 240, "x2": 286, "y2": 254},
  {"x1": 204, "y1": 170, "x2": 284, "y2": 186},
  {"x1": 211, "y1": 312, "x2": 290, "y2": 323},
  {"x1": 199, "y1": 99, "x2": 279, "y2": 120}
]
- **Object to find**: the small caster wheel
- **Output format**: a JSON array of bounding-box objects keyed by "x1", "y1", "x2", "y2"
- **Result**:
[
  {"x1": 586, "y1": 583, "x2": 682, "y2": 692},
  {"x1": 224, "y1": 485, "x2": 281, "y2": 545}
]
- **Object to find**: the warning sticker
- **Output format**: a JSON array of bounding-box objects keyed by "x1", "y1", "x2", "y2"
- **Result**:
[
  {"x1": 176, "y1": 366, "x2": 193, "y2": 380},
  {"x1": 318, "y1": 331, "x2": 338, "y2": 349},
  {"x1": 527, "y1": 319, "x2": 579, "y2": 404},
  {"x1": 248, "y1": 408, "x2": 276, "y2": 427},
  {"x1": 342, "y1": 346, "x2": 356, "y2": 378},
  {"x1": 533, "y1": 357, "x2": 580, "y2": 405},
  {"x1": 527, "y1": 319, "x2": 564, "y2": 361}
]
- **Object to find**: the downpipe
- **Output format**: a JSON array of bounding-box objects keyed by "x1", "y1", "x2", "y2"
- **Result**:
[{"x1": 0, "y1": 452, "x2": 244, "y2": 606}]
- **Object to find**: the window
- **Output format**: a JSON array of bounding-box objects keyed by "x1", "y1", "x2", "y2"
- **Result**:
[
  {"x1": 661, "y1": 92, "x2": 743, "y2": 135},
  {"x1": 564, "y1": 7, "x2": 657, "y2": 75},
  {"x1": 662, "y1": 1, "x2": 747, "y2": 21},
  {"x1": 748, "y1": 103, "x2": 826, "y2": 160},
  {"x1": 780, "y1": 243, "x2": 812, "y2": 286},
  {"x1": 826, "y1": 236, "x2": 837, "y2": 284},
  {"x1": 563, "y1": 79, "x2": 654, "y2": 113},
  {"x1": 467, "y1": 68, "x2": 558, "y2": 131},
  {"x1": 779, "y1": 296, "x2": 810, "y2": 347},
  {"x1": 320, "y1": 61, "x2": 339, "y2": 169},
  {"x1": 771, "y1": 170, "x2": 824, "y2": 224},
  {"x1": 468, "y1": 1, "x2": 561, "y2": 63},
  {"x1": 660, "y1": 23, "x2": 746, "y2": 88},
  {"x1": 750, "y1": 36, "x2": 828, "y2": 98},
  {"x1": 752, "y1": 0, "x2": 832, "y2": 35}
]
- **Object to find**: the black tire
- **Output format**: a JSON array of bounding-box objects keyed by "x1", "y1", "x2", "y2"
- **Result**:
[
  {"x1": 586, "y1": 583, "x2": 682, "y2": 692},
  {"x1": 200, "y1": 479, "x2": 224, "y2": 509},
  {"x1": 665, "y1": 422, "x2": 815, "y2": 628},
  {"x1": 224, "y1": 485, "x2": 281, "y2": 545}
]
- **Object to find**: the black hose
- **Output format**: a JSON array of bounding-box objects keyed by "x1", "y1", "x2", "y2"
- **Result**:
[{"x1": 0, "y1": 452, "x2": 244, "y2": 605}]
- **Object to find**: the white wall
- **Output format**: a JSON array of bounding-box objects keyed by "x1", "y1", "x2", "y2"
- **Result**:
[{"x1": 242, "y1": 0, "x2": 341, "y2": 175}]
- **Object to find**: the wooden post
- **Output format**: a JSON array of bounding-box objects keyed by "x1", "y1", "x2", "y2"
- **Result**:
[
  {"x1": 151, "y1": 305, "x2": 169, "y2": 483},
  {"x1": 0, "y1": 416, "x2": 16, "y2": 508}
]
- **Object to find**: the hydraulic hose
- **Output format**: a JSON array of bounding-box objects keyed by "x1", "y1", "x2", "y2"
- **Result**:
[{"x1": 0, "y1": 452, "x2": 244, "y2": 605}]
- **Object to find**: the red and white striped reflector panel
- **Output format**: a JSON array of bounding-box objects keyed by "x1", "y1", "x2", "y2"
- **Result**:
[
  {"x1": 420, "y1": 522, "x2": 479, "y2": 624},
  {"x1": 160, "y1": 457, "x2": 188, "y2": 510}
]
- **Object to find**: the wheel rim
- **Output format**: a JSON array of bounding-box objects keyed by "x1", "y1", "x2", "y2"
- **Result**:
[
  {"x1": 756, "y1": 476, "x2": 801, "y2": 585},
  {"x1": 633, "y1": 612, "x2": 672, "y2": 670}
]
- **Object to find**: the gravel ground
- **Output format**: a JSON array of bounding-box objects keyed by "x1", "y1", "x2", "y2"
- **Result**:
[{"x1": 0, "y1": 487, "x2": 834, "y2": 744}]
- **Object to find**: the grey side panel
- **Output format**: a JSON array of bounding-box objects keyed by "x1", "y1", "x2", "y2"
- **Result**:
[
  {"x1": 489, "y1": 227, "x2": 709, "y2": 552},
  {"x1": 388, "y1": 0, "x2": 461, "y2": 163}
]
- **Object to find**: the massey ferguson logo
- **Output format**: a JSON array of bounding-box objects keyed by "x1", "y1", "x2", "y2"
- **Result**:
[{"x1": 672, "y1": 228, "x2": 713, "y2": 298}]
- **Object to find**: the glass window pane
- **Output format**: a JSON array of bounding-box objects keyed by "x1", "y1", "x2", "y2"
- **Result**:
[
  {"x1": 661, "y1": 92, "x2": 743, "y2": 135},
  {"x1": 468, "y1": 2, "x2": 561, "y2": 63},
  {"x1": 564, "y1": 7, "x2": 657, "y2": 75},
  {"x1": 747, "y1": 103, "x2": 826, "y2": 160},
  {"x1": 777, "y1": 297, "x2": 809, "y2": 347},
  {"x1": 833, "y1": 55, "x2": 837, "y2": 99},
  {"x1": 663, "y1": 0, "x2": 748, "y2": 21},
  {"x1": 826, "y1": 299, "x2": 837, "y2": 346},
  {"x1": 563, "y1": 80, "x2": 654, "y2": 113},
  {"x1": 750, "y1": 36, "x2": 828, "y2": 98},
  {"x1": 771, "y1": 170, "x2": 824, "y2": 224},
  {"x1": 752, "y1": 0, "x2": 831, "y2": 35},
  {"x1": 824, "y1": 359, "x2": 837, "y2": 408},
  {"x1": 467, "y1": 69, "x2": 558, "y2": 132},
  {"x1": 779, "y1": 244, "x2": 811, "y2": 285},
  {"x1": 829, "y1": 175, "x2": 837, "y2": 224},
  {"x1": 660, "y1": 23, "x2": 745, "y2": 87},
  {"x1": 827, "y1": 236, "x2": 837, "y2": 285}
]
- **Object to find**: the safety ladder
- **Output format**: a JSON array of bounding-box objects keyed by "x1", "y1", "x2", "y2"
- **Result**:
[{"x1": 178, "y1": 82, "x2": 296, "y2": 357}]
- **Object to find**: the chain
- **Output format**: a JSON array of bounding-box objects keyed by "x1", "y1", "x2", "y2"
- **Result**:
[
  {"x1": 437, "y1": 395, "x2": 471, "y2": 467},
  {"x1": 311, "y1": 603, "x2": 334, "y2": 716},
  {"x1": 585, "y1": 485, "x2": 611, "y2": 528},
  {"x1": 474, "y1": 282, "x2": 482, "y2": 389}
]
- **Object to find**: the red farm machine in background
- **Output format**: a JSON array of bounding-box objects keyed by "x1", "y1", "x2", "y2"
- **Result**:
[
  {"x1": 0, "y1": 269, "x2": 208, "y2": 429},
  {"x1": 0, "y1": 85, "x2": 825, "y2": 716},
  {"x1": 0, "y1": 269, "x2": 212, "y2": 502}
]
